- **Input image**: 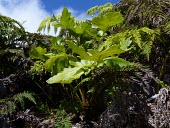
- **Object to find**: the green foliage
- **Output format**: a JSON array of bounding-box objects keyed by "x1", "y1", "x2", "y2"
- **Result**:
[
  {"x1": 86, "y1": 2, "x2": 114, "y2": 16},
  {"x1": 45, "y1": 53, "x2": 76, "y2": 76},
  {"x1": 0, "y1": 15, "x2": 28, "y2": 77},
  {"x1": 46, "y1": 43, "x2": 132, "y2": 84},
  {"x1": 52, "y1": 109, "x2": 72, "y2": 128},
  {"x1": 29, "y1": 46, "x2": 47, "y2": 60},
  {"x1": 38, "y1": 7, "x2": 123, "y2": 40},
  {"x1": 0, "y1": 14, "x2": 26, "y2": 39},
  {"x1": 0, "y1": 92, "x2": 36, "y2": 115},
  {"x1": 34, "y1": 7, "x2": 135, "y2": 85},
  {"x1": 59, "y1": 99, "x2": 81, "y2": 114},
  {"x1": 104, "y1": 57, "x2": 133, "y2": 68},
  {"x1": 38, "y1": 8, "x2": 82, "y2": 34},
  {"x1": 13, "y1": 91, "x2": 36, "y2": 109},
  {"x1": 35, "y1": 7, "x2": 157, "y2": 111},
  {"x1": 114, "y1": 0, "x2": 170, "y2": 27},
  {"x1": 99, "y1": 27, "x2": 155, "y2": 60},
  {"x1": 30, "y1": 60, "x2": 45, "y2": 75},
  {"x1": 156, "y1": 77, "x2": 168, "y2": 88},
  {"x1": 47, "y1": 66, "x2": 84, "y2": 84},
  {"x1": 92, "y1": 12, "x2": 124, "y2": 32}
]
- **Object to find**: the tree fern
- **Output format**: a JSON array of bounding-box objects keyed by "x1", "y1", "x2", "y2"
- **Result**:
[{"x1": 114, "y1": 0, "x2": 170, "y2": 27}]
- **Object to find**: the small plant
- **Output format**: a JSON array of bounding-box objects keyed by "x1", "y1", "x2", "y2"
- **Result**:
[
  {"x1": 52, "y1": 109, "x2": 72, "y2": 128},
  {"x1": 30, "y1": 60, "x2": 46, "y2": 75},
  {"x1": 0, "y1": 91, "x2": 36, "y2": 115}
]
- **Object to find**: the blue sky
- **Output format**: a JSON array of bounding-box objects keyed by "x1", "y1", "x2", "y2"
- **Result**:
[
  {"x1": 0, "y1": 0, "x2": 120, "y2": 35},
  {"x1": 42, "y1": 0, "x2": 120, "y2": 13}
]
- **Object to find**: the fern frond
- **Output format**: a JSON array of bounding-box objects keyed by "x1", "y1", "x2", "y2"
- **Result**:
[
  {"x1": 0, "y1": 92, "x2": 36, "y2": 115},
  {"x1": 13, "y1": 91, "x2": 36, "y2": 109},
  {"x1": 86, "y1": 2, "x2": 114, "y2": 17},
  {"x1": 0, "y1": 14, "x2": 25, "y2": 34},
  {"x1": 113, "y1": 0, "x2": 170, "y2": 27},
  {"x1": 99, "y1": 27, "x2": 155, "y2": 60}
]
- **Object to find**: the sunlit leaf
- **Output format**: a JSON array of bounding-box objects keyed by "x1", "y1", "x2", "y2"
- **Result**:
[
  {"x1": 29, "y1": 47, "x2": 46, "y2": 59},
  {"x1": 53, "y1": 7, "x2": 75, "y2": 29},
  {"x1": 37, "y1": 17, "x2": 51, "y2": 32},
  {"x1": 47, "y1": 67, "x2": 84, "y2": 84},
  {"x1": 120, "y1": 37, "x2": 132, "y2": 51},
  {"x1": 45, "y1": 53, "x2": 76, "y2": 75},
  {"x1": 104, "y1": 57, "x2": 133, "y2": 68},
  {"x1": 92, "y1": 12, "x2": 124, "y2": 32}
]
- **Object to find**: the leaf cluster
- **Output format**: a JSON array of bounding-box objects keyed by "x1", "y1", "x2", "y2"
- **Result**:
[{"x1": 0, "y1": 92, "x2": 36, "y2": 115}]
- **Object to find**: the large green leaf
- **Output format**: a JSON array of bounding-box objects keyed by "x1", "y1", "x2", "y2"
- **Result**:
[
  {"x1": 66, "y1": 41, "x2": 92, "y2": 60},
  {"x1": 73, "y1": 22, "x2": 90, "y2": 34},
  {"x1": 70, "y1": 60, "x2": 94, "y2": 73},
  {"x1": 104, "y1": 57, "x2": 133, "y2": 68},
  {"x1": 87, "y1": 45, "x2": 125, "y2": 62},
  {"x1": 51, "y1": 37, "x2": 66, "y2": 53},
  {"x1": 47, "y1": 67, "x2": 84, "y2": 84},
  {"x1": 53, "y1": 8, "x2": 75, "y2": 29},
  {"x1": 66, "y1": 41, "x2": 126, "y2": 63},
  {"x1": 99, "y1": 45, "x2": 125, "y2": 60},
  {"x1": 45, "y1": 55, "x2": 58, "y2": 71},
  {"x1": 45, "y1": 53, "x2": 76, "y2": 75},
  {"x1": 29, "y1": 47, "x2": 46, "y2": 59},
  {"x1": 92, "y1": 12, "x2": 124, "y2": 32}
]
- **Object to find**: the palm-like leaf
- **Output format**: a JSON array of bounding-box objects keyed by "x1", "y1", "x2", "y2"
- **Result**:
[{"x1": 114, "y1": 0, "x2": 170, "y2": 27}]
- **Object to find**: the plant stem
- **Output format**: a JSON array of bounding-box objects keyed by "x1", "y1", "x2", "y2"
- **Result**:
[
  {"x1": 33, "y1": 79, "x2": 54, "y2": 104},
  {"x1": 79, "y1": 89, "x2": 88, "y2": 108}
]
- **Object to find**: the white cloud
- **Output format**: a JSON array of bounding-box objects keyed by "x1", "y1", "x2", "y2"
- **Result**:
[{"x1": 0, "y1": 0, "x2": 90, "y2": 36}]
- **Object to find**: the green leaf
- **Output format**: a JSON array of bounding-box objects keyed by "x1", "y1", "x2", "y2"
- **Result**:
[
  {"x1": 85, "y1": 26, "x2": 101, "y2": 40},
  {"x1": 37, "y1": 17, "x2": 51, "y2": 32},
  {"x1": 98, "y1": 45, "x2": 125, "y2": 61},
  {"x1": 104, "y1": 57, "x2": 133, "y2": 68},
  {"x1": 53, "y1": 7, "x2": 75, "y2": 29},
  {"x1": 47, "y1": 67, "x2": 84, "y2": 84},
  {"x1": 70, "y1": 60, "x2": 94, "y2": 75},
  {"x1": 45, "y1": 56, "x2": 58, "y2": 71},
  {"x1": 66, "y1": 41, "x2": 92, "y2": 60},
  {"x1": 51, "y1": 37, "x2": 66, "y2": 53},
  {"x1": 45, "y1": 53, "x2": 76, "y2": 75},
  {"x1": 142, "y1": 41, "x2": 153, "y2": 61},
  {"x1": 29, "y1": 47, "x2": 46, "y2": 59},
  {"x1": 92, "y1": 12, "x2": 124, "y2": 32},
  {"x1": 120, "y1": 37, "x2": 132, "y2": 51},
  {"x1": 66, "y1": 41, "x2": 126, "y2": 63},
  {"x1": 73, "y1": 22, "x2": 90, "y2": 34},
  {"x1": 61, "y1": 8, "x2": 75, "y2": 28}
]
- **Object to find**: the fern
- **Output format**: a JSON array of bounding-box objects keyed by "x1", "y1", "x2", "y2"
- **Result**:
[
  {"x1": 0, "y1": 92, "x2": 36, "y2": 115},
  {"x1": 86, "y1": 2, "x2": 114, "y2": 17},
  {"x1": 113, "y1": 0, "x2": 170, "y2": 27},
  {"x1": 99, "y1": 27, "x2": 155, "y2": 60},
  {"x1": 13, "y1": 91, "x2": 36, "y2": 109}
]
